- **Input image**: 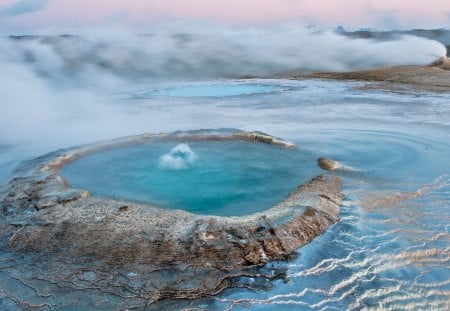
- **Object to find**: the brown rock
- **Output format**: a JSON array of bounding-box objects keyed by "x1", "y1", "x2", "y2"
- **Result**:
[
  {"x1": 318, "y1": 157, "x2": 341, "y2": 171},
  {"x1": 430, "y1": 56, "x2": 450, "y2": 70}
]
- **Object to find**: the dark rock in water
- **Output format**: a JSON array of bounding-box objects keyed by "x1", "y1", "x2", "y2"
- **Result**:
[
  {"x1": 318, "y1": 157, "x2": 341, "y2": 171},
  {"x1": 0, "y1": 130, "x2": 342, "y2": 303}
]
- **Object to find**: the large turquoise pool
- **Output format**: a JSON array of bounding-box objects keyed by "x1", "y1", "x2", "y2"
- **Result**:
[{"x1": 61, "y1": 140, "x2": 319, "y2": 216}]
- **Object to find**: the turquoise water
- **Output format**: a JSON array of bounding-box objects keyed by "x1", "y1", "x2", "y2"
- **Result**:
[
  {"x1": 1, "y1": 79, "x2": 450, "y2": 310},
  {"x1": 135, "y1": 83, "x2": 281, "y2": 98},
  {"x1": 61, "y1": 141, "x2": 318, "y2": 216}
]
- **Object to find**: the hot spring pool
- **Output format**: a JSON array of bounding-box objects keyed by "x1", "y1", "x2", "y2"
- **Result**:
[
  {"x1": 2, "y1": 78, "x2": 449, "y2": 310},
  {"x1": 61, "y1": 140, "x2": 319, "y2": 216}
]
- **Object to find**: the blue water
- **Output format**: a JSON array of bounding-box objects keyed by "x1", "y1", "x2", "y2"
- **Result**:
[
  {"x1": 0, "y1": 79, "x2": 449, "y2": 310},
  {"x1": 134, "y1": 83, "x2": 282, "y2": 98},
  {"x1": 203, "y1": 128, "x2": 450, "y2": 310},
  {"x1": 61, "y1": 141, "x2": 318, "y2": 216}
]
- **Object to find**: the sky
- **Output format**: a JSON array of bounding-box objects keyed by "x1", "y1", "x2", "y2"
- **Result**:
[{"x1": 0, "y1": 0, "x2": 449, "y2": 33}]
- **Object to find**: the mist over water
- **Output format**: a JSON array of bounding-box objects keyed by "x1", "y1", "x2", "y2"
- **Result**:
[
  {"x1": 2, "y1": 25, "x2": 446, "y2": 83},
  {"x1": 0, "y1": 23, "x2": 449, "y2": 310},
  {"x1": 0, "y1": 24, "x2": 446, "y2": 149}
]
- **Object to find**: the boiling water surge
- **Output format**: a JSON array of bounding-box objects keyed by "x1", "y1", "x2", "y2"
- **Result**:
[
  {"x1": 159, "y1": 143, "x2": 198, "y2": 170},
  {"x1": 0, "y1": 79, "x2": 449, "y2": 310}
]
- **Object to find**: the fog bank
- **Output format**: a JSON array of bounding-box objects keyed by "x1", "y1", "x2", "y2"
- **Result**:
[{"x1": 0, "y1": 24, "x2": 446, "y2": 149}]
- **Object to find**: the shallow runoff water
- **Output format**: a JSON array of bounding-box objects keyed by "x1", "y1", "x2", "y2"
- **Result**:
[{"x1": 0, "y1": 79, "x2": 449, "y2": 310}]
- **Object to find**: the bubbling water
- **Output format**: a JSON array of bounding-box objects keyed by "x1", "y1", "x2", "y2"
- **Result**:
[{"x1": 158, "y1": 143, "x2": 198, "y2": 170}]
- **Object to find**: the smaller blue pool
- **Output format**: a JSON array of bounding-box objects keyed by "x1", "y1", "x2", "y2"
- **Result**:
[{"x1": 138, "y1": 83, "x2": 282, "y2": 98}]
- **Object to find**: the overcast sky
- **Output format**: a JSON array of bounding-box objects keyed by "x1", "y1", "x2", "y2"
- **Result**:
[{"x1": 1, "y1": 0, "x2": 449, "y2": 33}]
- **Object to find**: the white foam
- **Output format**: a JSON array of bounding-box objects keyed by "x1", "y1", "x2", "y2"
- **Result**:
[{"x1": 158, "y1": 143, "x2": 198, "y2": 170}]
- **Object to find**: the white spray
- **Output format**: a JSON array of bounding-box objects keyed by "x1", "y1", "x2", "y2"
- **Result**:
[{"x1": 159, "y1": 144, "x2": 198, "y2": 170}]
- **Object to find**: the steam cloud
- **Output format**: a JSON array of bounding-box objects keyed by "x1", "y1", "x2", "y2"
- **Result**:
[
  {"x1": 0, "y1": 24, "x2": 446, "y2": 149},
  {"x1": 2, "y1": 25, "x2": 446, "y2": 83}
]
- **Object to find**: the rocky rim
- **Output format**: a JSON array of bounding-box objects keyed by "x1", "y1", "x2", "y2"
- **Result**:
[{"x1": 0, "y1": 129, "x2": 342, "y2": 302}]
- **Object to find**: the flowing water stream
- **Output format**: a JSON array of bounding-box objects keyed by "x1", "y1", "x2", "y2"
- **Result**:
[{"x1": 0, "y1": 79, "x2": 449, "y2": 310}]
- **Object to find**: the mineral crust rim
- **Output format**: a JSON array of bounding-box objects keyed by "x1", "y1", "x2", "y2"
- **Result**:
[
  {"x1": 38, "y1": 129, "x2": 302, "y2": 223},
  {"x1": 0, "y1": 129, "x2": 342, "y2": 301}
]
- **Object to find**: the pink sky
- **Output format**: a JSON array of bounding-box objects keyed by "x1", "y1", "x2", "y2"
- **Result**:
[{"x1": 1, "y1": 0, "x2": 449, "y2": 32}]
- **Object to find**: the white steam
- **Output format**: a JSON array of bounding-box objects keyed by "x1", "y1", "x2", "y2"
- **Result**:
[
  {"x1": 1, "y1": 25, "x2": 446, "y2": 86},
  {"x1": 159, "y1": 144, "x2": 198, "y2": 170},
  {"x1": 0, "y1": 24, "x2": 446, "y2": 150}
]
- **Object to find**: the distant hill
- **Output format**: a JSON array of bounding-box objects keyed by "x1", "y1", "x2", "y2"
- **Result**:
[{"x1": 341, "y1": 29, "x2": 450, "y2": 56}]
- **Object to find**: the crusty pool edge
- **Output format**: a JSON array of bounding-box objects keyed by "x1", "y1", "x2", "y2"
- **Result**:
[{"x1": 0, "y1": 129, "x2": 342, "y2": 301}]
